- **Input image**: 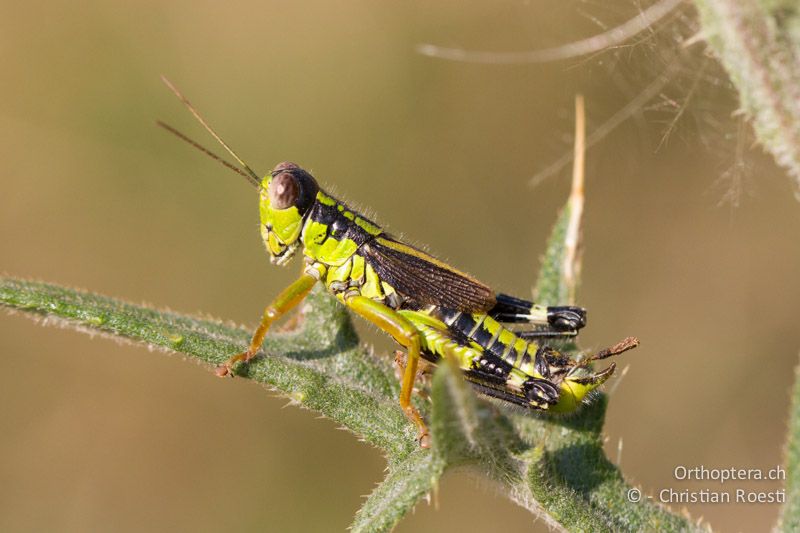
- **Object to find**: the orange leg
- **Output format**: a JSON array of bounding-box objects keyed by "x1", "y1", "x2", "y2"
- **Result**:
[
  {"x1": 216, "y1": 272, "x2": 317, "y2": 377},
  {"x1": 394, "y1": 350, "x2": 432, "y2": 400},
  {"x1": 345, "y1": 295, "x2": 430, "y2": 448}
]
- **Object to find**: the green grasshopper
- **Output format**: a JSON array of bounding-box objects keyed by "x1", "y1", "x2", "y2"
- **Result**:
[{"x1": 159, "y1": 78, "x2": 638, "y2": 446}]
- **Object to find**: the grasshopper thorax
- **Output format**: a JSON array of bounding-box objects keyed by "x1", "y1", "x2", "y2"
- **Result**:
[{"x1": 260, "y1": 162, "x2": 319, "y2": 265}]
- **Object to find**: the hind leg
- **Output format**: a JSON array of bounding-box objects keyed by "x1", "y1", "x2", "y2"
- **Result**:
[{"x1": 344, "y1": 295, "x2": 430, "y2": 447}]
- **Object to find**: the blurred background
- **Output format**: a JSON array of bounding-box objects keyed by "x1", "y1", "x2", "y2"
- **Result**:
[{"x1": 2, "y1": 1, "x2": 799, "y2": 531}]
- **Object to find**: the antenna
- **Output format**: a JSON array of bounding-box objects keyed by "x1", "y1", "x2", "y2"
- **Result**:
[
  {"x1": 156, "y1": 121, "x2": 260, "y2": 187},
  {"x1": 160, "y1": 75, "x2": 261, "y2": 183}
]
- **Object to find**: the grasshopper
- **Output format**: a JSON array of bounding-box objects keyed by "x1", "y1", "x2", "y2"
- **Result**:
[{"x1": 159, "y1": 78, "x2": 638, "y2": 447}]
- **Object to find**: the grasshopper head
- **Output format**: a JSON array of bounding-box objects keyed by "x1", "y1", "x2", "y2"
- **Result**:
[{"x1": 260, "y1": 162, "x2": 319, "y2": 265}]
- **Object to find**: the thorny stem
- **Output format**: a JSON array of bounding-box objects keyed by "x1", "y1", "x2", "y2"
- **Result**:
[{"x1": 693, "y1": 0, "x2": 800, "y2": 193}]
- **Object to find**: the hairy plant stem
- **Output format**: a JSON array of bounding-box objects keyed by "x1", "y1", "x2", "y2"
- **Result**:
[{"x1": 693, "y1": 0, "x2": 800, "y2": 192}]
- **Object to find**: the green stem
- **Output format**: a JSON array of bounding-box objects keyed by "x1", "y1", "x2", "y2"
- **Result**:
[
  {"x1": 0, "y1": 276, "x2": 701, "y2": 532},
  {"x1": 0, "y1": 277, "x2": 414, "y2": 459}
]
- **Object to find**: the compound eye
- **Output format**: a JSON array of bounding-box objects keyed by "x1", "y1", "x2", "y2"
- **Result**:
[
  {"x1": 269, "y1": 172, "x2": 299, "y2": 209},
  {"x1": 272, "y1": 161, "x2": 300, "y2": 173}
]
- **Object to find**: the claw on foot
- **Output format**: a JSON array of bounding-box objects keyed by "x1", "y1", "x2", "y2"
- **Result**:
[
  {"x1": 418, "y1": 432, "x2": 431, "y2": 449},
  {"x1": 215, "y1": 365, "x2": 232, "y2": 378},
  {"x1": 215, "y1": 350, "x2": 255, "y2": 378}
]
